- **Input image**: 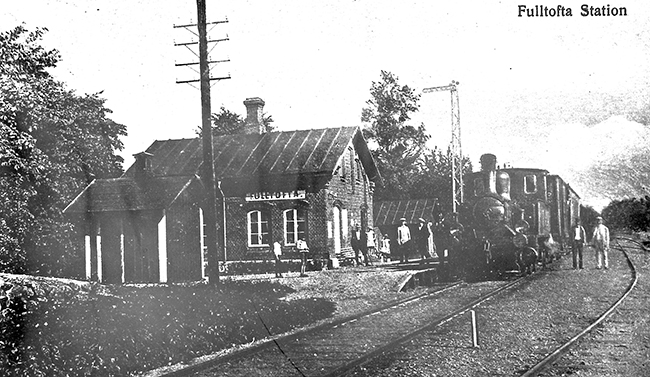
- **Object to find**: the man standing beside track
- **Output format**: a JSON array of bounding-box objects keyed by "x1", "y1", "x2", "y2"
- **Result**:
[
  {"x1": 397, "y1": 218, "x2": 411, "y2": 263},
  {"x1": 572, "y1": 218, "x2": 587, "y2": 270},
  {"x1": 591, "y1": 216, "x2": 610, "y2": 270}
]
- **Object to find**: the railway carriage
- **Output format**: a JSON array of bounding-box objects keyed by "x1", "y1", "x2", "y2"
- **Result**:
[{"x1": 458, "y1": 154, "x2": 580, "y2": 278}]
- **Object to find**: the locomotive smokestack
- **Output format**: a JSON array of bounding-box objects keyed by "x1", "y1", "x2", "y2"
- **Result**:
[
  {"x1": 480, "y1": 154, "x2": 497, "y2": 172},
  {"x1": 480, "y1": 154, "x2": 497, "y2": 194}
]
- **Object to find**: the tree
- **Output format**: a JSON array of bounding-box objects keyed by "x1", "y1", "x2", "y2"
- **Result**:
[
  {"x1": 601, "y1": 197, "x2": 650, "y2": 232},
  {"x1": 210, "y1": 106, "x2": 275, "y2": 136},
  {"x1": 579, "y1": 204, "x2": 601, "y2": 232},
  {"x1": 360, "y1": 71, "x2": 470, "y2": 212},
  {"x1": 411, "y1": 147, "x2": 472, "y2": 211},
  {"x1": 0, "y1": 26, "x2": 126, "y2": 275},
  {"x1": 361, "y1": 70, "x2": 429, "y2": 201}
]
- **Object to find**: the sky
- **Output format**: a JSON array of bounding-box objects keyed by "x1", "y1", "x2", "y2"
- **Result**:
[{"x1": 3, "y1": 0, "x2": 650, "y2": 210}]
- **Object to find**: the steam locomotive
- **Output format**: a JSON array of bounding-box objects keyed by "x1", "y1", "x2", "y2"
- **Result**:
[{"x1": 457, "y1": 154, "x2": 581, "y2": 278}]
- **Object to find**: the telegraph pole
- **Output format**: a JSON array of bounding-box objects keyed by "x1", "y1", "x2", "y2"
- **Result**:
[
  {"x1": 197, "y1": 0, "x2": 220, "y2": 284},
  {"x1": 174, "y1": 1, "x2": 230, "y2": 284},
  {"x1": 194, "y1": 0, "x2": 219, "y2": 285}
]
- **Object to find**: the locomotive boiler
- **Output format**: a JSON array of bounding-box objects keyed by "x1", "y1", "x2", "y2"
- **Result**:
[{"x1": 459, "y1": 153, "x2": 578, "y2": 277}]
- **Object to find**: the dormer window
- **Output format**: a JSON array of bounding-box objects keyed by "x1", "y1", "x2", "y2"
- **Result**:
[{"x1": 133, "y1": 152, "x2": 154, "y2": 178}]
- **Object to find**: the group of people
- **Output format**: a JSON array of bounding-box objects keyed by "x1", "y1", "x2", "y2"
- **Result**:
[
  {"x1": 270, "y1": 215, "x2": 610, "y2": 279},
  {"x1": 272, "y1": 238, "x2": 310, "y2": 278},
  {"x1": 351, "y1": 218, "x2": 439, "y2": 266},
  {"x1": 571, "y1": 216, "x2": 610, "y2": 270},
  {"x1": 351, "y1": 225, "x2": 379, "y2": 266},
  {"x1": 272, "y1": 215, "x2": 458, "y2": 277},
  {"x1": 395, "y1": 217, "x2": 439, "y2": 263}
]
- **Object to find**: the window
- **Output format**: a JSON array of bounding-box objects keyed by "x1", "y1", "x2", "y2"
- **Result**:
[
  {"x1": 284, "y1": 208, "x2": 307, "y2": 245},
  {"x1": 524, "y1": 175, "x2": 537, "y2": 194},
  {"x1": 248, "y1": 210, "x2": 270, "y2": 247},
  {"x1": 356, "y1": 159, "x2": 362, "y2": 182},
  {"x1": 349, "y1": 148, "x2": 355, "y2": 182},
  {"x1": 474, "y1": 178, "x2": 484, "y2": 196}
]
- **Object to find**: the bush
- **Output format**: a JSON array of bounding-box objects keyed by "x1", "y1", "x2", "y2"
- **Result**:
[{"x1": 0, "y1": 276, "x2": 336, "y2": 376}]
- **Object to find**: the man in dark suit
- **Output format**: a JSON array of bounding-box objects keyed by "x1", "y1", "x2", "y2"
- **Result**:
[
  {"x1": 415, "y1": 218, "x2": 431, "y2": 263},
  {"x1": 572, "y1": 218, "x2": 587, "y2": 270},
  {"x1": 351, "y1": 224, "x2": 365, "y2": 266}
]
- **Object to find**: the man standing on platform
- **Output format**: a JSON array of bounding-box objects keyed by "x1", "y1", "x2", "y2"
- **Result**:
[
  {"x1": 297, "y1": 238, "x2": 310, "y2": 277},
  {"x1": 272, "y1": 241, "x2": 283, "y2": 278},
  {"x1": 397, "y1": 218, "x2": 411, "y2": 263},
  {"x1": 591, "y1": 216, "x2": 610, "y2": 270},
  {"x1": 415, "y1": 218, "x2": 431, "y2": 263},
  {"x1": 365, "y1": 226, "x2": 376, "y2": 266},
  {"x1": 351, "y1": 224, "x2": 364, "y2": 266}
]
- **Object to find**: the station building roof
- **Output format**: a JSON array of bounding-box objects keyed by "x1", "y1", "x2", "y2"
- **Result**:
[
  {"x1": 65, "y1": 126, "x2": 380, "y2": 214},
  {"x1": 122, "y1": 126, "x2": 379, "y2": 182},
  {"x1": 64, "y1": 176, "x2": 196, "y2": 213}
]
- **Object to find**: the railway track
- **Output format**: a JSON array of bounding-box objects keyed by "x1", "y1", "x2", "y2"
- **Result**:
[
  {"x1": 162, "y1": 275, "x2": 529, "y2": 376},
  {"x1": 518, "y1": 236, "x2": 638, "y2": 376},
  {"x1": 339, "y1": 239, "x2": 637, "y2": 376},
  {"x1": 530, "y1": 236, "x2": 648, "y2": 377},
  {"x1": 154, "y1": 240, "x2": 638, "y2": 377}
]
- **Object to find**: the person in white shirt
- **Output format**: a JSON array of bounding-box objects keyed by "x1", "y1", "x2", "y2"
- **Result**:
[
  {"x1": 297, "y1": 238, "x2": 309, "y2": 276},
  {"x1": 272, "y1": 241, "x2": 283, "y2": 278},
  {"x1": 572, "y1": 219, "x2": 587, "y2": 270},
  {"x1": 427, "y1": 221, "x2": 438, "y2": 259},
  {"x1": 591, "y1": 216, "x2": 610, "y2": 269},
  {"x1": 365, "y1": 227, "x2": 376, "y2": 266},
  {"x1": 380, "y1": 234, "x2": 391, "y2": 262},
  {"x1": 397, "y1": 218, "x2": 411, "y2": 263}
]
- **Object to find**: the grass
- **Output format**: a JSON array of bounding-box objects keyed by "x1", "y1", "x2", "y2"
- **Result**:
[{"x1": 0, "y1": 267, "x2": 411, "y2": 376}]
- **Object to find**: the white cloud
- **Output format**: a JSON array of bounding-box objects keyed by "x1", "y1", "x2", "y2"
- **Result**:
[{"x1": 538, "y1": 116, "x2": 650, "y2": 210}]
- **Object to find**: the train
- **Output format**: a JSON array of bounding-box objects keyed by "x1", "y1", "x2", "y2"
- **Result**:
[{"x1": 454, "y1": 153, "x2": 580, "y2": 278}]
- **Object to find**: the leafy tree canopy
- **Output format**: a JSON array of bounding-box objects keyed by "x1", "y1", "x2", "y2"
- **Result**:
[
  {"x1": 0, "y1": 25, "x2": 126, "y2": 275},
  {"x1": 210, "y1": 106, "x2": 275, "y2": 136},
  {"x1": 361, "y1": 70, "x2": 470, "y2": 211},
  {"x1": 601, "y1": 197, "x2": 650, "y2": 232},
  {"x1": 579, "y1": 204, "x2": 601, "y2": 230},
  {"x1": 361, "y1": 71, "x2": 428, "y2": 201}
]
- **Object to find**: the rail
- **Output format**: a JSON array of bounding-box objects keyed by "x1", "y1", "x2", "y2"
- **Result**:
[
  {"x1": 323, "y1": 276, "x2": 527, "y2": 377},
  {"x1": 519, "y1": 236, "x2": 638, "y2": 377}
]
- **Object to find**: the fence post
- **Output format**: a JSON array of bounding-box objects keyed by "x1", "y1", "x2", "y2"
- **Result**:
[{"x1": 471, "y1": 310, "x2": 479, "y2": 348}]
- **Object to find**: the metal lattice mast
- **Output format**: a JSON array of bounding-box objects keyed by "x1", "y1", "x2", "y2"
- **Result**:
[{"x1": 423, "y1": 80, "x2": 463, "y2": 213}]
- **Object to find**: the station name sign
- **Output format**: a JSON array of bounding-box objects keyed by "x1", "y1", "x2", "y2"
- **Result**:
[{"x1": 245, "y1": 190, "x2": 306, "y2": 201}]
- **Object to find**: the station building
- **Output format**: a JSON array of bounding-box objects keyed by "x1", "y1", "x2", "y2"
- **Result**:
[{"x1": 64, "y1": 98, "x2": 380, "y2": 284}]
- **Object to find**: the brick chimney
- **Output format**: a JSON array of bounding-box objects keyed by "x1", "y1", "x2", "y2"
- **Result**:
[{"x1": 242, "y1": 97, "x2": 265, "y2": 134}]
